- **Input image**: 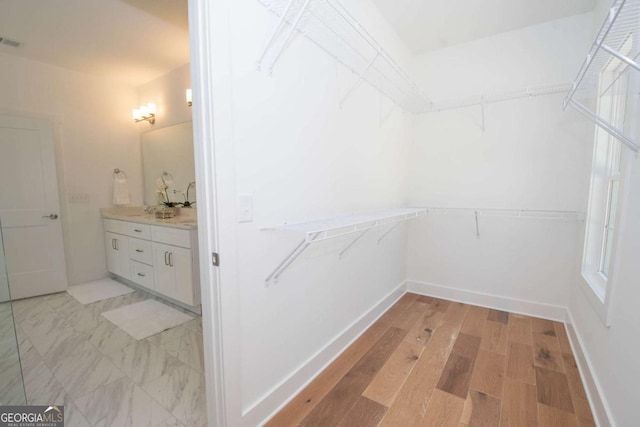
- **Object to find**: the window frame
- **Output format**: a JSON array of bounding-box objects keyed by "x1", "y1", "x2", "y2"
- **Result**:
[{"x1": 580, "y1": 50, "x2": 632, "y2": 326}]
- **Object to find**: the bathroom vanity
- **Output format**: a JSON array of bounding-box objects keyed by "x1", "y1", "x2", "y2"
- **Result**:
[{"x1": 102, "y1": 208, "x2": 200, "y2": 312}]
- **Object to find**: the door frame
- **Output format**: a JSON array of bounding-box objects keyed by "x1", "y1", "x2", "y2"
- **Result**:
[{"x1": 189, "y1": 0, "x2": 243, "y2": 425}]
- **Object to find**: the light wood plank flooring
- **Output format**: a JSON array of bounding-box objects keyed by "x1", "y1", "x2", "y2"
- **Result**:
[{"x1": 267, "y1": 293, "x2": 595, "y2": 427}]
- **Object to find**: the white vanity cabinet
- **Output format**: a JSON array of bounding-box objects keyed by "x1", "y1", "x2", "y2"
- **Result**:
[
  {"x1": 103, "y1": 218, "x2": 200, "y2": 309},
  {"x1": 104, "y1": 231, "x2": 130, "y2": 279},
  {"x1": 153, "y1": 243, "x2": 194, "y2": 306}
]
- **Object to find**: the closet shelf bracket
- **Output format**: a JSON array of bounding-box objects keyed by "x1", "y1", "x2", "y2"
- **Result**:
[
  {"x1": 256, "y1": 0, "x2": 297, "y2": 71},
  {"x1": 377, "y1": 222, "x2": 402, "y2": 244},
  {"x1": 264, "y1": 232, "x2": 321, "y2": 285},
  {"x1": 262, "y1": 208, "x2": 426, "y2": 285},
  {"x1": 340, "y1": 52, "x2": 380, "y2": 107},
  {"x1": 338, "y1": 229, "x2": 369, "y2": 260}
]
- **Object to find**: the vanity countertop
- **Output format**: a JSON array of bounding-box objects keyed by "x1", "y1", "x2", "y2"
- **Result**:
[{"x1": 101, "y1": 207, "x2": 197, "y2": 230}]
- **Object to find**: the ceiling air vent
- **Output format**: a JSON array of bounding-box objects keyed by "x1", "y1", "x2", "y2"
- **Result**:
[{"x1": 0, "y1": 36, "x2": 21, "y2": 48}]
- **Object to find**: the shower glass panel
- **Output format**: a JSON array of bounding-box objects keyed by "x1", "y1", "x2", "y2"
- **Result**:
[{"x1": 0, "y1": 218, "x2": 26, "y2": 405}]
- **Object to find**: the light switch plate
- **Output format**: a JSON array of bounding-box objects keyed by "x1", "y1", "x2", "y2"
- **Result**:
[
  {"x1": 238, "y1": 194, "x2": 253, "y2": 222},
  {"x1": 68, "y1": 192, "x2": 90, "y2": 203}
]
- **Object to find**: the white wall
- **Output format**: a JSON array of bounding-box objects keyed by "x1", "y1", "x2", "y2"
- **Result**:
[
  {"x1": 566, "y1": 2, "x2": 640, "y2": 426},
  {"x1": 0, "y1": 52, "x2": 142, "y2": 286},
  {"x1": 405, "y1": 13, "x2": 594, "y2": 312},
  {"x1": 205, "y1": 0, "x2": 412, "y2": 423}
]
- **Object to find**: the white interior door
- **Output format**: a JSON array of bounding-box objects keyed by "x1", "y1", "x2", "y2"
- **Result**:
[{"x1": 0, "y1": 116, "x2": 67, "y2": 300}]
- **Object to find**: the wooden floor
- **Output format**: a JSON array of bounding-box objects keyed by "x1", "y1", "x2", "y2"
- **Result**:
[{"x1": 267, "y1": 293, "x2": 595, "y2": 427}]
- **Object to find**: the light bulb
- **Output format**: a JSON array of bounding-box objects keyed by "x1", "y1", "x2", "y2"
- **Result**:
[
  {"x1": 132, "y1": 109, "x2": 141, "y2": 120},
  {"x1": 186, "y1": 89, "x2": 192, "y2": 106},
  {"x1": 146, "y1": 103, "x2": 157, "y2": 115}
]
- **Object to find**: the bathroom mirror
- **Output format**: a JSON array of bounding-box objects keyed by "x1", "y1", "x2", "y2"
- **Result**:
[{"x1": 142, "y1": 121, "x2": 195, "y2": 206}]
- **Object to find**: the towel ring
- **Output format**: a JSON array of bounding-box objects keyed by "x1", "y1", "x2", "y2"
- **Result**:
[{"x1": 113, "y1": 168, "x2": 128, "y2": 179}]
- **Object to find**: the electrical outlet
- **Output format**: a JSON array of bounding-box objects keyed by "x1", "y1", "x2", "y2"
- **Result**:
[{"x1": 68, "y1": 192, "x2": 90, "y2": 203}]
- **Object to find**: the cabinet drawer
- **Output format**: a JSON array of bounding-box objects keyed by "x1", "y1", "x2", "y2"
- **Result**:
[
  {"x1": 104, "y1": 219, "x2": 128, "y2": 235},
  {"x1": 151, "y1": 226, "x2": 191, "y2": 248},
  {"x1": 128, "y1": 223, "x2": 151, "y2": 240},
  {"x1": 130, "y1": 261, "x2": 154, "y2": 289},
  {"x1": 129, "y1": 238, "x2": 153, "y2": 265}
]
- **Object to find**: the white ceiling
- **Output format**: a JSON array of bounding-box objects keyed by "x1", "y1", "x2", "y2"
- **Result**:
[
  {"x1": 0, "y1": 0, "x2": 189, "y2": 86},
  {"x1": 371, "y1": 0, "x2": 597, "y2": 54},
  {"x1": 0, "y1": 0, "x2": 596, "y2": 85}
]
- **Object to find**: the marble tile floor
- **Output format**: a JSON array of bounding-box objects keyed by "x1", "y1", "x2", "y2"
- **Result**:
[
  {"x1": 0, "y1": 302, "x2": 26, "y2": 405},
  {"x1": 6, "y1": 290, "x2": 207, "y2": 427}
]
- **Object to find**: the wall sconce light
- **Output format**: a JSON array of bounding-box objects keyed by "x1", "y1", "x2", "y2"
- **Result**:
[
  {"x1": 132, "y1": 102, "x2": 157, "y2": 124},
  {"x1": 186, "y1": 89, "x2": 192, "y2": 107}
]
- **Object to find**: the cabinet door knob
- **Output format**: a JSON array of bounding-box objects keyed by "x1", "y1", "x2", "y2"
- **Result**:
[
  {"x1": 134, "y1": 229, "x2": 142, "y2": 233},
  {"x1": 136, "y1": 249, "x2": 144, "y2": 253},
  {"x1": 137, "y1": 272, "x2": 146, "y2": 277},
  {"x1": 42, "y1": 213, "x2": 58, "y2": 220}
]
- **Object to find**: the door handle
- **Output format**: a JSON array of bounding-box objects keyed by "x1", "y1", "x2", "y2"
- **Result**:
[
  {"x1": 42, "y1": 213, "x2": 58, "y2": 220},
  {"x1": 169, "y1": 252, "x2": 173, "y2": 267},
  {"x1": 136, "y1": 249, "x2": 144, "y2": 253},
  {"x1": 137, "y1": 272, "x2": 146, "y2": 277},
  {"x1": 112, "y1": 239, "x2": 116, "y2": 250},
  {"x1": 114, "y1": 239, "x2": 119, "y2": 251},
  {"x1": 164, "y1": 251, "x2": 169, "y2": 265}
]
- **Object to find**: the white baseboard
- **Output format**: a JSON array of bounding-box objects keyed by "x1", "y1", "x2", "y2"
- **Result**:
[
  {"x1": 407, "y1": 280, "x2": 568, "y2": 321},
  {"x1": 565, "y1": 311, "x2": 614, "y2": 427},
  {"x1": 245, "y1": 281, "x2": 408, "y2": 427}
]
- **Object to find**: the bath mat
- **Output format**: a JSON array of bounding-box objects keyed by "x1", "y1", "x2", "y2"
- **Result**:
[
  {"x1": 67, "y1": 278, "x2": 134, "y2": 305},
  {"x1": 101, "y1": 299, "x2": 193, "y2": 340}
]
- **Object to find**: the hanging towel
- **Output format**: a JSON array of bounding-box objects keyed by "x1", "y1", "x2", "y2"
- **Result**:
[{"x1": 113, "y1": 176, "x2": 130, "y2": 206}]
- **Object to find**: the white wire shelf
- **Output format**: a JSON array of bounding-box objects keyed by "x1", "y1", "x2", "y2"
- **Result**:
[
  {"x1": 265, "y1": 208, "x2": 427, "y2": 241},
  {"x1": 563, "y1": 0, "x2": 640, "y2": 152},
  {"x1": 256, "y1": 0, "x2": 432, "y2": 113},
  {"x1": 423, "y1": 82, "x2": 572, "y2": 113},
  {"x1": 263, "y1": 208, "x2": 426, "y2": 285},
  {"x1": 420, "y1": 207, "x2": 585, "y2": 222}
]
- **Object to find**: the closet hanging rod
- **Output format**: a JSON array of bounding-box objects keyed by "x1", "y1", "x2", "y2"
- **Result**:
[{"x1": 421, "y1": 81, "x2": 571, "y2": 113}]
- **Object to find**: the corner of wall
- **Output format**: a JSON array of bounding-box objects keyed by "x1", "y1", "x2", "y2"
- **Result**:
[{"x1": 406, "y1": 280, "x2": 568, "y2": 321}]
